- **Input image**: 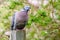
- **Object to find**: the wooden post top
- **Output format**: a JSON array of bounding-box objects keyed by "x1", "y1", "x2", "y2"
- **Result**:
[{"x1": 10, "y1": 30, "x2": 26, "y2": 40}]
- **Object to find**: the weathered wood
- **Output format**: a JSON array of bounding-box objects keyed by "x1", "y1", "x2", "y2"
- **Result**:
[{"x1": 10, "y1": 30, "x2": 26, "y2": 40}]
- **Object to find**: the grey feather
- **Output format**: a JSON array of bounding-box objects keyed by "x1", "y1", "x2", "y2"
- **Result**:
[{"x1": 11, "y1": 6, "x2": 30, "y2": 30}]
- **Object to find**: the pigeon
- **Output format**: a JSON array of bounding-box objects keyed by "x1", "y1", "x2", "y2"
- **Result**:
[{"x1": 11, "y1": 6, "x2": 30, "y2": 30}]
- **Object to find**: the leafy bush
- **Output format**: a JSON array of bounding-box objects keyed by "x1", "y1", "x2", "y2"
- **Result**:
[{"x1": 28, "y1": 9, "x2": 52, "y2": 26}]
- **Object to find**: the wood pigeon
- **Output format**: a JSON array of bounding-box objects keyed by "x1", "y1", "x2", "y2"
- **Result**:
[{"x1": 11, "y1": 6, "x2": 30, "y2": 30}]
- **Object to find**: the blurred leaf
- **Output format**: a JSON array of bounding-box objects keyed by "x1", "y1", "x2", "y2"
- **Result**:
[{"x1": 40, "y1": 30, "x2": 48, "y2": 36}]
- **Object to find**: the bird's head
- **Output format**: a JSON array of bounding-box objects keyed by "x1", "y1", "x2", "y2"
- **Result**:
[{"x1": 23, "y1": 6, "x2": 30, "y2": 11}]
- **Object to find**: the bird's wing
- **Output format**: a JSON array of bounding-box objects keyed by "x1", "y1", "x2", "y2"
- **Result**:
[{"x1": 11, "y1": 13, "x2": 16, "y2": 30}]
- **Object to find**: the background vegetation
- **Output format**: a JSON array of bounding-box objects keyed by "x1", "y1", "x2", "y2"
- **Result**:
[{"x1": 0, "y1": 0, "x2": 60, "y2": 40}]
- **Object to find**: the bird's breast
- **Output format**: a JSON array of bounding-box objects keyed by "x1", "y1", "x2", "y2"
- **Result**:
[{"x1": 16, "y1": 13, "x2": 28, "y2": 23}]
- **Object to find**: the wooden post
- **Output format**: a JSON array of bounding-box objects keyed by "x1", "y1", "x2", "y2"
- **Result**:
[{"x1": 10, "y1": 30, "x2": 26, "y2": 40}]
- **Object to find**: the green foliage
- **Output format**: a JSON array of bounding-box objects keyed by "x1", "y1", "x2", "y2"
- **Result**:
[
  {"x1": 40, "y1": 30, "x2": 48, "y2": 36},
  {"x1": 9, "y1": 1, "x2": 16, "y2": 9},
  {"x1": 49, "y1": 0, "x2": 60, "y2": 10},
  {"x1": 55, "y1": 13, "x2": 60, "y2": 20},
  {"x1": 9, "y1": 1, "x2": 23, "y2": 9},
  {"x1": 28, "y1": 9, "x2": 52, "y2": 26},
  {"x1": 57, "y1": 15, "x2": 60, "y2": 20},
  {"x1": 53, "y1": 2, "x2": 60, "y2": 10}
]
